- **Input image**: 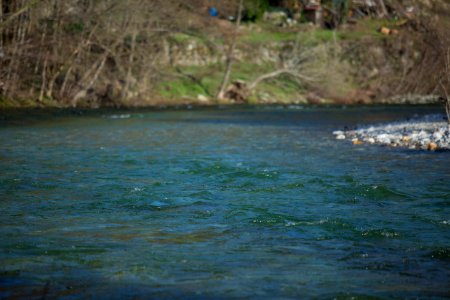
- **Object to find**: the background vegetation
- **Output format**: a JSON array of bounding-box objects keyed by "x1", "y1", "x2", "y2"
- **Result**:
[{"x1": 0, "y1": 0, "x2": 449, "y2": 108}]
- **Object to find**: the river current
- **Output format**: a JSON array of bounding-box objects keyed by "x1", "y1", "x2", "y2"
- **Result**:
[{"x1": 0, "y1": 106, "x2": 449, "y2": 298}]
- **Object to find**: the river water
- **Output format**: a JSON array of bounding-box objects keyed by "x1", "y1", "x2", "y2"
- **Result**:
[{"x1": 0, "y1": 106, "x2": 449, "y2": 298}]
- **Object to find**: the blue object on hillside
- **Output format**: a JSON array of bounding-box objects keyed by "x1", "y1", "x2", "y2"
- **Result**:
[{"x1": 208, "y1": 7, "x2": 218, "y2": 17}]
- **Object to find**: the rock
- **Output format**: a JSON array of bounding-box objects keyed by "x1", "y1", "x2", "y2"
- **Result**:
[
  {"x1": 385, "y1": 94, "x2": 441, "y2": 105},
  {"x1": 376, "y1": 134, "x2": 391, "y2": 144},
  {"x1": 333, "y1": 114, "x2": 450, "y2": 151},
  {"x1": 420, "y1": 139, "x2": 431, "y2": 146},
  {"x1": 352, "y1": 139, "x2": 363, "y2": 145},
  {"x1": 433, "y1": 131, "x2": 443, "y2": 141},
  {"x1": 402, "y1": 136, "x2": 412, "y2": 142},
  {"x1": 197, "y1": 94, "x2": 209, "y2": 102},
  {"x1": 428, "y1": 142, "x2": 438, "y2": 151},
  {"x1": 379, "y1": 27, "x2": 391, "y2": 35}
]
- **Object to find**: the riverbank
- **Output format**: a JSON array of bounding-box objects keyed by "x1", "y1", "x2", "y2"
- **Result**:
[
  {"x1": 1, "y1": 14, "x2": 447, "y2": 109},
  {"x1": 334, "y1": 114, "x2": 450, "y2": 151},
  {"x1": 0, "y1": 93, "x2": 444, "y2": 110}
]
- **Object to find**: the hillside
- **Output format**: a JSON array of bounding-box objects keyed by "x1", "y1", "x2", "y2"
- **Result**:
[{"x1": 0, "y1": 0, "x2": 449, "y2": 108}]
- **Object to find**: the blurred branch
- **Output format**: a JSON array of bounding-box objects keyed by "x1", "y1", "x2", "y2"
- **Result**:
[{"x1": 0, "y1": 0, "x2": 41, "y2": 31}]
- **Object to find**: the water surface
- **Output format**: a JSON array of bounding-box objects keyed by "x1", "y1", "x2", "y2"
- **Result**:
[{"x1": 0, "y1": 106, "x2": 449, "y2": 298}]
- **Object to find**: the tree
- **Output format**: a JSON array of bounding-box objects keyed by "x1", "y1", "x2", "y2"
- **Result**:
[
  {"x1": 0, "y1": 0, "x2": 211, "y2": 106},
  {"x1": 440, "y1": 47, "x2": 450, "y2": 123},
  {"x1": 216, "y1": 0, "x2": 244, "y2": 101}
]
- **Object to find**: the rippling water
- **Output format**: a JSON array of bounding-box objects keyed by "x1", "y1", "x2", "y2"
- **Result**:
[{"x1": 0, "y1": 106, "x2": 449, "y2": 299}]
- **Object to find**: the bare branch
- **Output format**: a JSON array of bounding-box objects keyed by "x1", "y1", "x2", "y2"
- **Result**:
[
  {"x1": 216, "y1": 0, "x2": 244, "y2": 100},
  {"x1": 0, "y1": 0, "x2": 41, "y2": 31},
  {"x1": 248, "y1": 69, "x2": 315, "y2": 91}
]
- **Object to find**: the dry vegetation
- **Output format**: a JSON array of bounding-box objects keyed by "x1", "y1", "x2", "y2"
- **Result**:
[
  {"x1": 0, "y1": 0, "x2": 223, "y2": 107},
  {"x1": 0, "y1": 0, "x2": 449, "y2": 109}
]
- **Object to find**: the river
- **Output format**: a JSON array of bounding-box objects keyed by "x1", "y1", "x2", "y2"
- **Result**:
[{"x1": 0, "y1": 106, "x2": 449, "y2": 298}]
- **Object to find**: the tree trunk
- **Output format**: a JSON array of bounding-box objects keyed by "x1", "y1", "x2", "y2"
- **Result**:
[
  {"x1": 121, "y1": 30, "x2": 137, "y2": 101},
  {"x1": 38, "y1": 51, "x2": 48, "y2": 102},
  {"x1": 442, "y1": 47, "x2": 450, "y2": 123},
  {"x1": 72, "y1": 55, "x2": 107, "y2": 106},
  {"x1": 0, "y1": 0, "x2": 3, "y2": 48},
  {"x1": 216, "y1": 0, "x2": 243, "y2": 100},
  {"x1": 4, "y1": 0, "x2": 29, "y2": 97},
  {"x1": 378, "y1": 0, "x2": 388, "y2": 17}
]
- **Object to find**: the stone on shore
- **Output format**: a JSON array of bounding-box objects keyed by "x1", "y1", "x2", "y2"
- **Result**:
[{"x1": 333, "y1": 114, "x2": 450, "y2": 151}]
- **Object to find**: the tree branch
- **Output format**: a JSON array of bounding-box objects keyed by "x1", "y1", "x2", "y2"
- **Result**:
[
  {"x1": 216, "y1": 0, "x2": 243, "y2": 100},
  {"x1": 0, "y1": 0, "x2": 41, "y2": 31},
  {"x1": 248, "y1": 69, "x2": 315, "y2": 91}
]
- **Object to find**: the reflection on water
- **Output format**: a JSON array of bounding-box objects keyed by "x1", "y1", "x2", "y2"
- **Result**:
[{"x1": 0, "y1": 106, "x2": 449, "y2": 298}]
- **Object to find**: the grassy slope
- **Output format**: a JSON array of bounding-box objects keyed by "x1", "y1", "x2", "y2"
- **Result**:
[{"x1": 152, "y1": 18, "x2": 402, "y2": 105}]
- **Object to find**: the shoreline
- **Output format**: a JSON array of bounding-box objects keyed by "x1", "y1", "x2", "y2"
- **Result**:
[
  {"x1": 0, "y1": 93, "x2": 444, "y2": 110},
  {"x1": 0, "y1": 98, "x2": 445, "y2": 111},
  {"x1": 0, "y1": 102, "x2": 445, "y2": 114}
]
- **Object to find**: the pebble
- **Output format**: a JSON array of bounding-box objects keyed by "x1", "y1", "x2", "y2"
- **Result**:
[
  {"x1": 428, "y1": 142, "x2": 438, "y2": 151},
  {"x1": 334, "y1": 114, "x2": 450, "y2": 151},
  {"x1": 433, "y1": 132, "x2": 443, "y2": 141}
]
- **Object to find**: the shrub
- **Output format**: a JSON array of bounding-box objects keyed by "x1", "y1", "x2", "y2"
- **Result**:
[{"x1": 243, "y1": 0, "x2": 270, "y2": 22}]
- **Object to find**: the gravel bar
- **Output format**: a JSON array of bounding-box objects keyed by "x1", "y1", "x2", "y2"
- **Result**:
[{"x1": 333, "y1": 114, "x2": 450, "y2": 151}]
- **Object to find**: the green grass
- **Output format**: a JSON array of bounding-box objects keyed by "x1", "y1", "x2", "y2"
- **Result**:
[
  {"x1": 170, "y1": 33, "x2": 194, "y2": 43},
  {"x1": 155, "y1": 62, "x2": 305, "y2": 103},
  {"x1": 155, "y1": 18, "x2": 405, "y2": 104},
  {"x1": 240, "y1": 17, "x2": 406, "y2": 47},
  {"x1": 158, "y1": 77, "x2": 209, "y2": 100},
  {"x1": 240, "y1": 26, "x2": 360, "y2": 48},
  {"x1": 241, "y1": 29, "x2": 298, "y2": 44},
  {"x1": 340, "y1": 17, "x2": 407, "y2": 40}
]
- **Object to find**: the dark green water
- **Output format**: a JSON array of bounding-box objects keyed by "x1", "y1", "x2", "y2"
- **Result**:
[{"x1": 0, "y1": 106, "x2": 449, "y2": 299}]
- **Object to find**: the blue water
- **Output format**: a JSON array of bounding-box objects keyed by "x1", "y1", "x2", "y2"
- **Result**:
[{"x1": 0, "y1": 106, "x2": 449, "y2": 299}]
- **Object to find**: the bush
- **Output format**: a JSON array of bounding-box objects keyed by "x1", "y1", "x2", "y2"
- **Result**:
[{"x1": 243, "y1": 0, "x2": 269, "y2": 22}]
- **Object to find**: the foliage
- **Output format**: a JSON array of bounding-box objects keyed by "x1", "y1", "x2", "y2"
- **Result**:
[
  {"x1": 1, "y1": 0, "x2": 449, "y2": 107},
  {"x1": 322, "y1": 0, "x2": 350, "y2": 28},
  {"x1": 0, "y1": 0, "x2": 210, "y2": 107},
  {"x1": 243, "y1": 0, "x2": 270, "y2": 21}
]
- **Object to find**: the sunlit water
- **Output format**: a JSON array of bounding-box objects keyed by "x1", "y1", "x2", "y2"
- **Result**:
[{"x1": 0, "y1": 106, "x2": 449, "y2": 299}]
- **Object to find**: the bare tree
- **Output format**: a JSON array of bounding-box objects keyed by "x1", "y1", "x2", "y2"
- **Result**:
[
  {"x1": 441, "y1": 47, "x2": 450, "y2": 122},
  {"x1": 216, "y1": 0, "x2": 243, "y2": 101}
]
